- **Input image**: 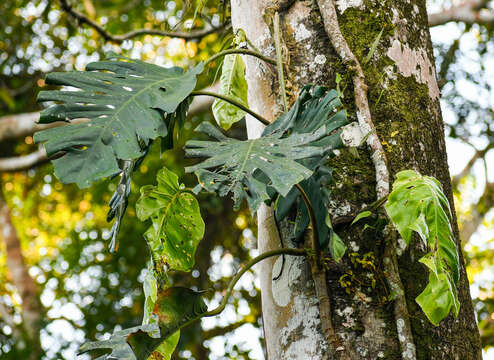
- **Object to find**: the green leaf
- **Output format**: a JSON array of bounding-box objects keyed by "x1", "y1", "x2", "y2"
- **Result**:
[
  {"x1": 35, "y1": 54, "x2": 202, "y2": 188},
  {"x1": 212, "y1": 54, "x2": 248, "y2": 130},
  {"x1": 364, "y1": 28, "x2": 384, "y2": 64},
  {"x1": 385, "y1": 170, "x2": 460, "y2": 325},
  {"x1": 136, "y1": 168, "x2": 205, "y2": 272},
  {"x1": 272, "y1": 86, "x2": 348, "y2": 246},
  {"x1": 143, "y1": 268, "x2": 158, "y2": 328},
  {"x1": 149, "y1": 331, "x2": 180, "y2": 360},
  {"x1": 351, "y1": 210, "x2": 372, "y2": 225},
  {"x1": 79, "y1": 287, "x2": 207, "y2": 360},
  {"x1": 185, "y1": 122, "x2": 326, "y2": 211},
  {"x1": 416, "y1": 254, "x2": 460, "y2": 326},
  {"x1": 326, "y1": 214, "x2": 346, "y2": 261}
]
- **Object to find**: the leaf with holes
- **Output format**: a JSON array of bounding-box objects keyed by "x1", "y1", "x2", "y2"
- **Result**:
[
  {"x1": 272, "y1": 86, "x2": 347, "y2": 250},
  {"x1": 136, "y1": 167, "x2": 205, "y2": 272},
  {"x1": 385, "y1": 170, "x2": 460, "y2": 325},
  {"x1": 185, "y1": 122, "x2": 326, "y2": 211},
  {"x1": 34, "y1": 53, "x2": 202, "y2": 188},
  {"x1": 212, "y1": 54, "x2": 248, "y2": 130}
]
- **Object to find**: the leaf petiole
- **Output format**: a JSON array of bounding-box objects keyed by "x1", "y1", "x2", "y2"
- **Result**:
[{"x1": 189, "y1": 90, "x2": 270, "y2": 126}]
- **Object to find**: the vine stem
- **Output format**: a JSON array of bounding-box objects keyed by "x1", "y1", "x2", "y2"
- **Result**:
[
  {"x1": 316, "y1": 1, "x2": 416, "y2": 359},
  {"x1": 204, "y1": 248, "x2": 306, "y2": 316},
  {"x1": 161, "y1": 248, "x2": 307, "y2": 338},
  {"x1": 188, "y1": 91, "x2": 270, "y2": 126},
  {"x1": 203, "y1": 48, "x2": 277, "y2": 67},
  {"x1": 295, "y1": 184, "x2": 321, "y2": 267},
  {"x1": 274, "y1": 12, "x2": 288, "y2": 111}
]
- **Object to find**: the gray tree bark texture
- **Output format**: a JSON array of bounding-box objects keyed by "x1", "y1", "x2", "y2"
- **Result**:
[{"x1": 231, "y1": 0, "x2": 482, "y2": 359}]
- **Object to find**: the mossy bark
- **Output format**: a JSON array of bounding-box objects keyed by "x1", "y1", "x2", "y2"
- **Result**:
[{"x1": 231, "y1": 0, "x2": 481, "y2": 358}]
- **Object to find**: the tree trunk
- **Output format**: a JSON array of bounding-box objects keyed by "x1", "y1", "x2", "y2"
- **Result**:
[
  {"x1": 0, "y1": 183, "x2": 43, "y2": 360},
  {"x1": 231, "y1": 0, "x2": 482, "y2": 359}
]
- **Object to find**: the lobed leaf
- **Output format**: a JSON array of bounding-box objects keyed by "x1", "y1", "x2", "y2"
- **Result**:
[
  {"x1": 385, "y1": 170, "x2": 460, "y2": 325},
  {"x1": 185, "y1": 122, "x2": 325, "y2": 211},
  {"x1": 136, "y1": 168, "x2": 205, "y2": 272},
  {"x1": 272, "y1": 86, "x2": 348, "y2": 251},
  {"x1": 35, "y1": 54, "x2": 202, "y2": 188}
]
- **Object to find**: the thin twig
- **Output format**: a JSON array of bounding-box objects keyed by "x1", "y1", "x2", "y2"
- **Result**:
[
  {"x1": 316, "y1": 1, "x2": 416, "y2": 359},
  {"x1": 204, "y1": 48, "x2": 276, "y2": 67},
  {"x1": 58, "y1": 0, "x2": 229, "y2": 43},
  {"x1": 189, "y1": 90, "x2": 270, "y2": 126}
]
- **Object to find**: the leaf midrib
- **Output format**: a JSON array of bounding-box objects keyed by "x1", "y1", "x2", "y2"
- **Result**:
[{"x1": 79, "y1": 68, "x2": 189, "y2": 174}]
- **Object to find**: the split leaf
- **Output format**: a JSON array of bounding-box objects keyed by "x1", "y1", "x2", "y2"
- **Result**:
[
  {"x1": 185, "y1": 122, "x2": 325, "y2": 211},
  {"x1": 35, "y1": 54, "x2": 202, "y2": 188},
  {"x1": 385, "y1": 170, "x2": 460, "y2": 325}
]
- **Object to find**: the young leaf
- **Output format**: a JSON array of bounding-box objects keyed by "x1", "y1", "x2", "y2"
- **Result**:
[
  {"x1": 212, "y1": 54, "x2": 248, "y2": 130},
  {"x1": 326, "y1": 214, "x2": 346, "y2": 261},
  {"x1": 364, "y1": 28, "x2": 384, "y2": 64},
  {"x1": 136, "y1": 168, "x2": 205, "y2": 272},
  {"x1": 351, "y1": 210, "x2": 372, "y2": 225},
  {"x1": 143, "y1": 268, "x2": 158, "y2": 327},
  {"x1": 185, "y1": 122, "x2": 326, "y2": 211},
  {"x1": 35, "y1": 54, "x2": 203, "y2": 188},
  {"x1": 385, "y1": 170, "x2": 460, "y2": 324}
]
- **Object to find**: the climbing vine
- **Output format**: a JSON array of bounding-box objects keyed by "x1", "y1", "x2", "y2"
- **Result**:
[{"x1": 34, "y1": 35, "x2": 460, "y2": 358}]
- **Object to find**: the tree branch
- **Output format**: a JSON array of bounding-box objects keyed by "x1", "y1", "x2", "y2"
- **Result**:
[
  {"x1": 452, "y1": 143, "x2": 494, "y2": 188},
  {"x1": 58, "y1": 0, "x2": 229, "y2": 43},
  {"x1": 202, "y1": 317, "x2": 251, "y2": 340},
  {"x1": 0, "y1": 148, "x2": 48, "y2": 172},
  {"x1": 428, "y1": 0, "x2": 494, "y2": 27}
]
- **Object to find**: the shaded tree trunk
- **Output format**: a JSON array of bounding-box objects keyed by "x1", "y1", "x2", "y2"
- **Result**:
[
  {"x1": 0, "y1": 182, "x2": 43, "y2": 360},
  {"x1": 231, "y1": 0, "x2": 482, "y2": 359}
]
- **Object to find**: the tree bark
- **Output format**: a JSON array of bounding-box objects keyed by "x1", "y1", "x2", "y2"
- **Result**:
[
  {"x1": 231, "y1": 0, "x2": 482, "y2": 359},
  {"x1": 0, "y1": 183, "x2": 43, "y2": 359}
]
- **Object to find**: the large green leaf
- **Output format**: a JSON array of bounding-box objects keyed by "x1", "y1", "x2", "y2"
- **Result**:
[
  {"x1": 385, "y1": 170, "x2": 460, "y2": 325},
  {"x1": 34, "y1": 54, "x2": 202, "y2": 188},
  {"x1": 185, "y1": 122, "x2": 326, "y2": 211},
  {"x1": 212, "y1": 54, "x2": 248, "y2": 130},
  {"x1": 272, "y1": 86, "x2": 348, "y2": 251},
  {"x1": 136, "y1": 168, "x2": 205, "y2": 272},
  {"x1": 79, "y1": 287, "x2": 207, "y2": 360}
]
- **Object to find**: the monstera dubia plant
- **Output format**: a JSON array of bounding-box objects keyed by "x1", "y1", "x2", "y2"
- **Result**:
[{"x1": 34, "y1": 44, "x2": 460, "y2": 358}]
